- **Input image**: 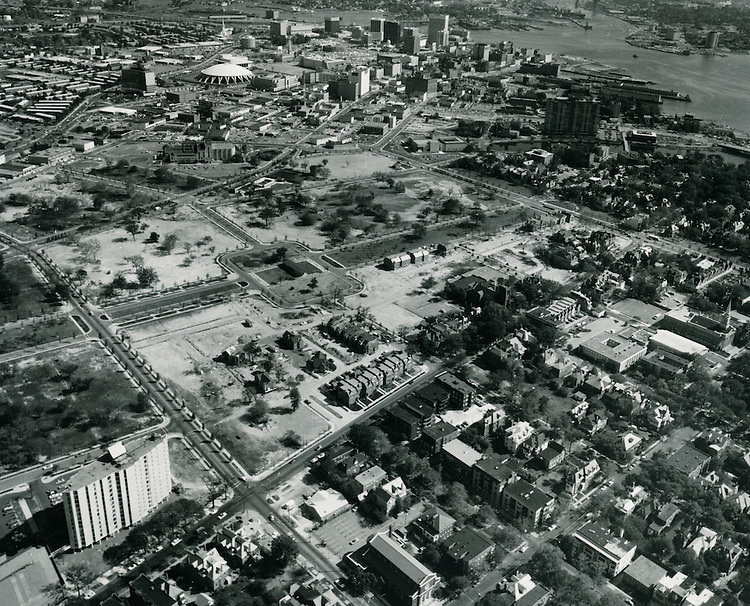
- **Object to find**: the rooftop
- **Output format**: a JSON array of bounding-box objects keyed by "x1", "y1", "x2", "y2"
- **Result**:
[
  {"x1": 442, "y1": 439, "x2": 483, "y2": 467},
  {"x1": 579, "y1": 331, "x2": 646, "y2": 362},
  {"x1": 503, "y1": 479, "x2": 553, "y2": 511},
  {"x1": 0, "y1": 547, "x2": 60, "y2": 606},
  {"x1": 650, "y1": 330, "x2": 709, "y2": 356},
  {"x1": 64, "y1": 433, "x2": 166, "y2": 492},
  {"x1": 367, "y1": 532, "x2": 436, "y2": 585},
  {"x1": 573, "y1": 521, "x2": 637, "y2": 561},
  {"x1": 442, "y1": 526, "x2": 494, "y2": 561},
  {"x1": 667, "y1": 444, "x2": 710, "y2": 476}
]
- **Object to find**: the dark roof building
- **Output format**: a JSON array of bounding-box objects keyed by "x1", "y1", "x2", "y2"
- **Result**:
[
  {"x1": 667, "y1": 444, "x2": 711, "y2": 478},
  {"x1": 501, "y1": 480, "x2": 555, "y2": 529},
  {"x1": 361, "y1": 532, "x2": 440, "y2": 606},
  {"x1": 441, "y1": 527, "x2": 495, "y2": 573}
]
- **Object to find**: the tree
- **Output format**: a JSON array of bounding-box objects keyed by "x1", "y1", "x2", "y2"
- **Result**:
[
  {"x1": 204, "y1": 474, "x2": 226, "y2": 508},
  {"x1": 289, "y1": 386, "x2": 301, "y2": 410},
  {"x1": 470, "y1": 207, "x2": 486, "y2": 225},
  {"x1": 411, "y1": 222, "x2": 427, "y2": 240},
  {"x1": 63, "y1": 563, "x2": 95, "y2": 600},
  {"x1": 136, "y1": 266, "x2": 158, "y2": 288},
  {"x1": 268, "y1": 535, "x2": 298, "y2": 569},
  {"x1": 124, "y1": 220, "x2": 140, "y2": 241},
  {"x1": 244, "y1": 399, "x2": 269, "y2": 425},
  {"x1": 280, "y1": 430, "x2": 302, "y2": 448},
  {"x1": 393, "y1": 181, "x2": 406, "y2": 193},
  {"x1": 348, "y1": 569, "x2": 378, "y2": 596},
  {"x1": 349, "y1": 424, "x2": 392, "y2": 459},
  {"x1": 161, "y1": 233, "x2": 178, "y2": 254}
]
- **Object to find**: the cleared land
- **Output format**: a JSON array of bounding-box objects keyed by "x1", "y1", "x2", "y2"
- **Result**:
[
  {"x1": 0, "y1": 257, "x2": 57, "y2": 321},
  {"x1": 0, "y1": 342, "x2": 158, "y2": 472},
  {"x1": 0, "y1": 316, "x2": 80, "y2": 355},
  {"x1": 130, "y1": 301, "x2": 330, "y2": 475},
  {"x1": 45, "y1": 205, "x2": 240, "y2": 298}
]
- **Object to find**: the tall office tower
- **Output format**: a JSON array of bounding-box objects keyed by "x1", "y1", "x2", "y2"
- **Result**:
[
  {"x1": 62, "y1": 434, "x2": 172, "y2": 550},
  {"x1": 270, "y1": 20, "x2": 288, "y2": 37},
  {"x1": 427, "y1": 14, "x2": 449, "y2": 47},
  {"x1": 266, "y1": 9, "x2": 280, "y2": 19},
  {"x1": 402, "y1": 26, "x2": 421, "y2": 54},
  {"x1": 351, "y1": 66, "x2": 370, "y2": 96},
  {"x1": 543, "y1": 96, "x2": 601, "y2": 136},
  {"x1": 706, "y1": 31, "x2": 720, "y2": 49},
  {"x1": 120, "y1": 65, "x2": 156, "y2": 94},
  {"x1": 383, "y1": 20, "x2": 401, "y2": 44},
  {"x1": 325, "y1": 16, "x2": 341, "y2": 34},
  {"x1": 369, "y1": 17, "x2": 385, "y2": 43}
]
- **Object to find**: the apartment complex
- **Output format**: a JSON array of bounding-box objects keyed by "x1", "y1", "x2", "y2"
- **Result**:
[{"x1": 62, "y1": 434, "x2": 172, "y2": 549}]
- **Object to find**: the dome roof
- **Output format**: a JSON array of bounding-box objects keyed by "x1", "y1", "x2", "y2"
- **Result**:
[{"x1": 198, "y1": 62, "x2": 253, "y2": 84}]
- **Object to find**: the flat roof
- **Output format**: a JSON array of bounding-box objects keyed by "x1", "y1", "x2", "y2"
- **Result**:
[
  {"x1": 624, "y1": 555, "x2": 667, "y2": 587},
  {"x1": 579, "y1": 331, "x2": 646, "y2": 362},
  {"x1": 573, "y1": 521, "x2": 636, "y2": 561},
  {"x1": 442, "y1": 439, "x2": 482, "y2": 467},
  {"x1": 650, "y1": 330, "x2": 709, "y2": 356},
  {"x1": 0, "y1": 547, "x2": 60, "y2": 606},
  {"x1": 64, "y1": 433, "x2": 166, "y2": 491},
  {"x1": 503, "y1": 479, "x2": 553, "y2": 511}
]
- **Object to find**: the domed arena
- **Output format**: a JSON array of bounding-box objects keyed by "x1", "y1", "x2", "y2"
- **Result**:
[{"x1": 197, "y1": 63, "x2": 254, "y2": 85}]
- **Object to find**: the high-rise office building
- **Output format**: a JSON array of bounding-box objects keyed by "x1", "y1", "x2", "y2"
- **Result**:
[
  {"x1": 370, "y1": 17, "x2": 385, "y2": 33},
  {"x1": 427, "y1": 14, "x2": 449, "y2": 47},
  {"x1": 270, "y1": 20, "x2": 288, "y2": 37},
  {"x1": 62, "y1": 434, "x2": 172, "y2": 550},
  {"x1": 706, "y1": 31, "x2": 720, "y2": 49},
  {"x1": 383, "y1": 20, "x2": 401, "y2": 44},
  {"x1": 120, "y1": 65, "x2": 156, "y2": 94},
  {"x1": 325, "y1": 16, "x2": 341, "y2": 34},
  {"x1": 543, "y1": 96, "x2": 601, "y2": 137},
  {"x1": 402, "y1": 26, "x2": 421, "y2": 54}
]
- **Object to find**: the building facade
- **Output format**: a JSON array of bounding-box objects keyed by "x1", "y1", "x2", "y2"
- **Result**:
[{"x1": 62, "y1": 434, "x2": 172, "y2": 549}]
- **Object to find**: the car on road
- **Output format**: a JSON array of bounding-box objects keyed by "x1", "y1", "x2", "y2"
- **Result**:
[
  {"x1": 519, "y1": 543, "x2": 529, "y2": 553},
  {"x1": 268, "y1": 513, "x2": 275, "y2": 522},
  {"x1": 170, "y1": 538, "x2": 181, "y2": 547},
  {"x1": 217, "y1": 512, "x2": 227, "y2": 520}
]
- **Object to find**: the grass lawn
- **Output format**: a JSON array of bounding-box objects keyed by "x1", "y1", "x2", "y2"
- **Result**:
[
  {"x1": 0, "y1": 316, "x2": 80, "y2": 354},
  {"x1": 0, "y1": 343, "x2": 158, "y2": 472}
]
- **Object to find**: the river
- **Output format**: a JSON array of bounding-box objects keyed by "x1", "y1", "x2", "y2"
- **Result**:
[{"x1": 274, "y1": 6, "x2": 750, "y2": 133}]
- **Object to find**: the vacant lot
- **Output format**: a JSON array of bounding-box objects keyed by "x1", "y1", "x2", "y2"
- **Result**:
[
  {"x1": 131, "y1": 301, "x2": 330, "y2": 475},
  {"x1": 169, "y1": 437, "x2": 211, "y2": 503},
  {"x1": 0, "y1": 257, "x2": 57, "y2": 321},
  {"x1": 45, "y1": 205, "x2": 240, "y2": 299},
  {"x1": 301, "y1": 152, "x2": 394, "y2": 180},
  {"x1": 0, "y1": 343, "x2": 156, "y2": 472},
  {"x1": 0, "y1": 316, "x2": 80, "y2": 354}
]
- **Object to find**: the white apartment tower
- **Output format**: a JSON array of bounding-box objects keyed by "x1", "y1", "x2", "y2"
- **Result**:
[{"x1": 62, "y1": 434, "x2": 172, "y2": 549}]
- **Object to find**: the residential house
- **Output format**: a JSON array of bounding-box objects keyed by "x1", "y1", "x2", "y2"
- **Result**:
[
  {"x1": 128, "y1": 574, "x2": 182, "y2": 606},
  {"x1": 651, "y1": 571, "x2": 722, "y2": 606},
  {"x1": 360, "y1": 532, "x2": 440, "y2": 606},
  {"x1": 371, "y1": 477, "x2": 408, "y2": 517},
  {"x1": 217, "y1": 517, "x2": 261, "y2": 563},
  {"x1": 411, "y1": 507, "x2": 456, "y2": 544},
  {"x1": 217, "y1": 345, "x2": 248, "y2": 366},
  {"x1": 286, "y1": 580, "x2": 341, "y2": 606},
  {"x1": 326, "y1": 317, "x2": 379, "y2": 354},
  {"x1": 648, "y1": 502, "x2": 680, "y2": 536},
  {"x1": 538, "y1": 442, "x2": 566, "y2": 470},
  {"x1": 441, "y1": 527, "x2": 495, "y2": 574},
  {"x1": 714, "y1": 538, "x2": 743, "y2": 573},
  {"x1": 615, "y1": 486, "x2": 648, "y2": 515},
  {"x1": 505, "y1": 421, "x2": 534, "y2": 453},
  {"x1": 570, "y1": 521, "x2": 637, "y2": 577},
  {"x1": 472, "y1": 453, "x2": 519, "y2": 508},
  {"x1": 620, "y1": 432, "x2": 643, "y2": 456},
  {"x1": 565, "y1": 456, "x2": 600, "y2": 496},
  {"x1": 352, "y1": 466, "x2": 387, "y2": 499},
  {"x1": 279, "y1": 330, "x2": 304, "y2": 351},
  {"x1": 687, "y1": 527, "x2": 717, "y2": 556},
  {"x1": 496, "y1": 573, "x2": 551, "y2": 606},
  {"x1": 520, "y1": 434, "x2": 549, "y2": 459},
  {"x1": 186, "y1": 547, "x2": 233, "y2": 590},
  {"x1": 501, "y1": 480, "x2": 555, "y2": 529},
  {"x1": 581, "y1": 409, "x2": 608, "y2": 436},
  {"x1": 645, "y1": 403, "x2": 674, "y2": 431}
]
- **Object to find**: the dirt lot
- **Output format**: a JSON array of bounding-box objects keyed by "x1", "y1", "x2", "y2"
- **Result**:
[
  {"x1": 129, "y1": 301, "x2": 331, "y2": 475},
  {"x1": 0, "y1": 342, "x2": 157, "y2": 472},
  {"x1": 350, "y1": 249, "x2": 470, "y2": 331},
  {"x1": 0, "y1": 316, "x2": 80, "y2": 354},
  {"x1": 169, "y1": 437, "x2": 211, "y2": 503},
  {"x1": 45, "y1": 205, "x2": 241, "y2": 297},
  {"x1": 302, "y1": 152, "x2": 395, "y2": 180}
]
